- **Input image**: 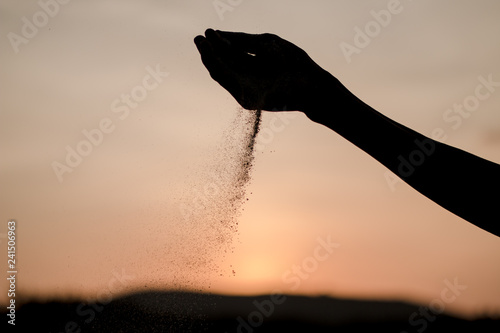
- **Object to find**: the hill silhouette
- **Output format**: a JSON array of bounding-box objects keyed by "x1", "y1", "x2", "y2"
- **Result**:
[{"x1": 3, "y1": 291, "x2": 499, "y2": 332}]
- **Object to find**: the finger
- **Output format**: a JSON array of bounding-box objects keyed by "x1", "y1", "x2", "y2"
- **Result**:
[
  {"x1": 203, "y1": 29, "x2": 231, "y2": 52},
  {"x1": 194, "y1": 35, "x2": 227, "y2": 81},
  {"x1": 213, "y1": 30, "x2": 271, "y2": 55},
  {"x1": 193, "y1": 35, "x2": 206, "y2": 47},
  {"x1": 194, "y1": 35, "x2": 217, "y2": 71},
  {"x1": 194, "y1": 35, "x2": 244, "y2": 99},
  {"x1": 204, "y1": 29, "x2": 252, "y2": 62},
  {"x1": 201, "y1": 30, "x2": 258, "y2": 76}
]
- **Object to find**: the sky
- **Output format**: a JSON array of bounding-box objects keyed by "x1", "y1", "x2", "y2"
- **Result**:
[{"x1": 1, "y1": 0, "x2": 500, "y2": 319}]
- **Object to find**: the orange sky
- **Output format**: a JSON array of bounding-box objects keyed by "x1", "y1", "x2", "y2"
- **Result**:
[{"x1": 1, "y1": 0, "x2": 500, "y2": 319}]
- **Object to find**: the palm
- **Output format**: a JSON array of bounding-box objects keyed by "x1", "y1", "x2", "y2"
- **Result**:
[{"x1": 194, "y1": 29, "x2": 328, "y2": 111}]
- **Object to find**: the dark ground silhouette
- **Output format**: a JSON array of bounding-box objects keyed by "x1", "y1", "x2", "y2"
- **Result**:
[{"x1": 3, "y1": 291, "x2": 500, "y2": 332}]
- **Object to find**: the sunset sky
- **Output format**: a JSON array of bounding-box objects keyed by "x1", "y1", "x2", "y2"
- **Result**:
[{"x1": 2, "y1": 0, "x2": 500, "y2": 319}]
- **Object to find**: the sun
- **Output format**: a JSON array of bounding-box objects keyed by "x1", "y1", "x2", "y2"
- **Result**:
[{"x1": 235, "y1": 256, "x2": 280, "y2": 283}]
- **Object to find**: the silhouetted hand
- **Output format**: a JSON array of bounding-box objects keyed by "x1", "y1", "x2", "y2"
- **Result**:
[
  {"x1": 194, "y1": 29, "x2": 334, "y2": 112},
  {"x1": 194, "y1": 29, "x2": 500, "y2": 238}
]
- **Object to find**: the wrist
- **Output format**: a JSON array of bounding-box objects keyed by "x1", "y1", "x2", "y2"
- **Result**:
[{"x1": 301, "y1": 72, "x2": 350, "y2": 125}]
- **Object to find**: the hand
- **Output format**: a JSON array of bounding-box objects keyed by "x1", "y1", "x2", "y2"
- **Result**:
[{"x1": 194, "y1": 29, "x2": 335, "y2": 112}]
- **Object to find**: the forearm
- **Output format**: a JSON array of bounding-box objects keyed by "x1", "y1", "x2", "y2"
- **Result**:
[{"x1": 306, "y1": 75, "x2": 500, "y2": 237}]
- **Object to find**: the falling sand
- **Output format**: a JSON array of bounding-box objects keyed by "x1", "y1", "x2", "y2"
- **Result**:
[
  {"x1": 167, "y1": 107, "x2": 262, "y2": 289},
  {"x1": 133, "y1": 108, "x2": 262, "y2": 329}
]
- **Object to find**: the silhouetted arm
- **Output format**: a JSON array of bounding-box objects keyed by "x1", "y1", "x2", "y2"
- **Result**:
[
  {"x1": 194, "y1": 29, "x2": 500, "y2": 237},
  {"x1": 307, "y1": 76, "x2": 500, "y2": 237}
]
